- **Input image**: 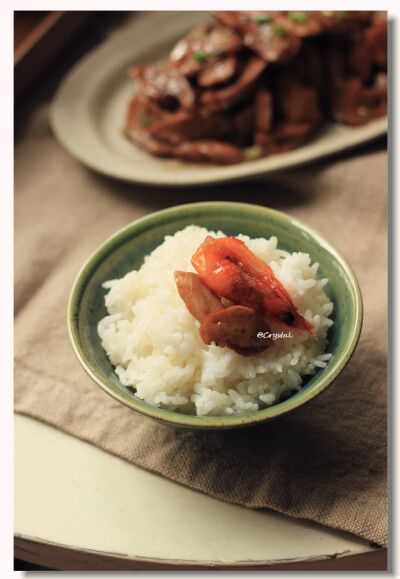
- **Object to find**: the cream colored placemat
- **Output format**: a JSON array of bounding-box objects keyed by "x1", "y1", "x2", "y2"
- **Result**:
[{"x1": 14, "y1": 99, "x2": 387, "y2": 547}]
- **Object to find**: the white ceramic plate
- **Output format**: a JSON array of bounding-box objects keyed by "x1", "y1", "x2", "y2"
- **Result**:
[
  {"x1": 50, "y1": 11, "x2": 388, "y2": 188},
  {"x1": 15, "y1": 414, "x2": 378, "y2": 570}
]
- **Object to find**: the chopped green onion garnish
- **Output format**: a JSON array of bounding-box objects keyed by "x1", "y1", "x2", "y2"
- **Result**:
[
  {"x1": 321, "y1": 11, "x2": 335, "y2": 18},
  {"x1": 141, "y1": 116, "x2": 150, "y2": 128},
  {"x1": 255, "y1": 14, "x2": 273, "y2": 25},
  {"x1": 272, "y1": 24, "x2": 286, "y2": 37},
  {"x1": 192, "y1": 52, "x2": 208, "y2": 63},
  {"x1": 244, "y1": 145, "x2": 263, "y2": 161},
  {"x1": 288, "y1": 11, "x2": 308, "y2": 22},
  {"x1": 197, "y1": 31, "x2": 208, "y2": 40}
]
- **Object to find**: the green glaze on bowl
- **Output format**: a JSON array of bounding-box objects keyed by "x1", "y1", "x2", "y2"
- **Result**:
[{"x1": 68, "y1": 202, "x2": 363, "y2": 430}]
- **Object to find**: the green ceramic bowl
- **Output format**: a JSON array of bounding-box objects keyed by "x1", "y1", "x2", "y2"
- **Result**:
[{"x1": 68, "y1": 202, "x2": 363, "y2": 429}]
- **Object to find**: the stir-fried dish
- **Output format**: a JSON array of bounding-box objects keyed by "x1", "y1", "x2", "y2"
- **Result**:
[
  {"x1": 125, "y1": 11, "x2": 387, "y2": 164},
  {"x1": 175, "y1": 236, "x2": 314, "y2": 356}
]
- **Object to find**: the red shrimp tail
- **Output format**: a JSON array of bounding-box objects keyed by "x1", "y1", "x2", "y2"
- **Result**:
[
  {"x1": 291, "y1": 312, "x2": 317, "y2": 339},
  {"x1": 269, "y1": 315, "x2": 316, "y2": 339}
]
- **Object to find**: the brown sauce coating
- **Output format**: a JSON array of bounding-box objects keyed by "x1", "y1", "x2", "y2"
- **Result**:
[
  {"x1": 199, "y1": 305, "x2": 273, "y2": 356},
  {"x1": 197, "y1": 55, "x2": 241, "y2": 87},
  {"x1": 212, "y1": 11, "x2": 301, "y2": 64},
  {"x1": 174, "y1": 271, "x2": 223, "y2": 322},
  {"x1": 199, "y1": 55, "x2": 266, "y2": 114},
  {"x1": 175, "y1": 271, "x2": 273, "y2": 356},
  {"x1": 125, "y1": 11, "x2": 387, "y2": 165}
]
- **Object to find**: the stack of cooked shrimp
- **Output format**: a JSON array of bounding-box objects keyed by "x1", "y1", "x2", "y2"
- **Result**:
[{"x1": 125, "y1": 11, "x2": 387, "y2": 165}]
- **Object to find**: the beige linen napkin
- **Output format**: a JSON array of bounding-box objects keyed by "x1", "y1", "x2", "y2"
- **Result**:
[{"x1": 14, "y1": 101, "x2": 387, "y2": 547}]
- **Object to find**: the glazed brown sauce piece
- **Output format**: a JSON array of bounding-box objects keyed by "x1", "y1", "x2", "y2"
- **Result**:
[{"x1": 174, "y1": 271, "x2": 273, "y2": 355}]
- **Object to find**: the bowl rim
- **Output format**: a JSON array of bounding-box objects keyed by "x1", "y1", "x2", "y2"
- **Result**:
[{"x1": 67, "y1": 201, "x2": 363, "y2": 429}]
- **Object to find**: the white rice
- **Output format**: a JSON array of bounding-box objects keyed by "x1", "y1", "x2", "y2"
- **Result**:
[{"x1": 98, "y1": 225, "x2": 333, "y2": 416}]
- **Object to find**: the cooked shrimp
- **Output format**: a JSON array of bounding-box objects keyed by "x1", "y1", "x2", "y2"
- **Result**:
[{"x1": 191, "y1": 235, "x2": 314, "y2": 335}]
